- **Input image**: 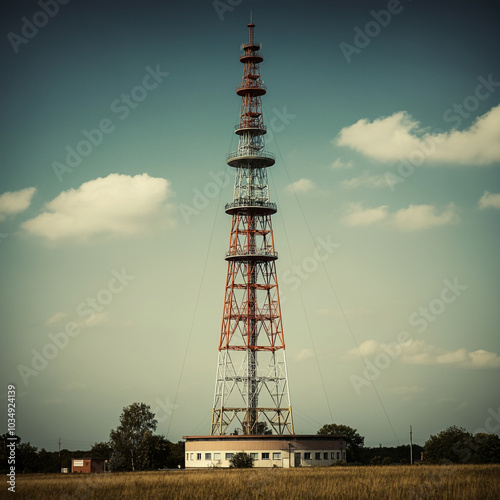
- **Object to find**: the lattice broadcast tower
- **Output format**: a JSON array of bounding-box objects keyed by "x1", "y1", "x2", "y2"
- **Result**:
[
  {"x1": 184, "y1": 23, "x2": 346, "y2": 467},
  {"x1": 210, "y1": 21, "x2": 294, "y2": 436}
]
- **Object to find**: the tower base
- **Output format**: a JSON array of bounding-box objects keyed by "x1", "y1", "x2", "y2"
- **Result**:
[{"x1": 183, "y1": 434, "x2": 347, "y2": 468}]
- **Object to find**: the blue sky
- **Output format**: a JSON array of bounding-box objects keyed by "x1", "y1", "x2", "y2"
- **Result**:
[{"x1": 1, "y1": 0, "x2": 499, "y2": 451}]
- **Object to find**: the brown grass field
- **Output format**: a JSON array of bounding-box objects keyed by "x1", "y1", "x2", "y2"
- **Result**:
[{"x1": 5, "y1": 465, "x2": 500, "y2": 500}]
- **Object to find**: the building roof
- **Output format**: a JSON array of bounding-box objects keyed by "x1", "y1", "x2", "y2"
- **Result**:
[{"x1": 183, "y1": 434, "x2": 345, "y2": 441}]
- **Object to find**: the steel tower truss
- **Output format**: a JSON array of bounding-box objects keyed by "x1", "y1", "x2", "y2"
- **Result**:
[{"x1": 211, "y1": 23, "x2": 294, "y2": 436}]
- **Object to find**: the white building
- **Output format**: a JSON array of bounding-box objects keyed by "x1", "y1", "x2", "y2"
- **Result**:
[{"x1": 184, "y1": 435, "x2": 346, "y2": 468}]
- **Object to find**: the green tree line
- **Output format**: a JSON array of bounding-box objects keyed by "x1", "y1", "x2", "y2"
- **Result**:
[
  {"x1": 1, "y1": 403, "x2": 184, "y2": 473},
  {"x1": 318, "y1": 422, "x2": 500, "y2": 465},
  {"x1": 2, "y1": 406, "x2": 499, "y2": 473}
]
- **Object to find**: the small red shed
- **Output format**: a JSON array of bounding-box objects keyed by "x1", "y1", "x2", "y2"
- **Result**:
[{"x1": 71, "y1": 458, "x2": 106, "y2": 473}]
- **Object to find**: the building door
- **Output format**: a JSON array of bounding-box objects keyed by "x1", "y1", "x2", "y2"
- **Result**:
[{"x1": 294, "y1": 452, "x2": 301, "y2": 467}]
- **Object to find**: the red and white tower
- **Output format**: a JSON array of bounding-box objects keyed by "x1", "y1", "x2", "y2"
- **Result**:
[{"x1": 211, "y1": 22, "x2": 294, "y2": 436}]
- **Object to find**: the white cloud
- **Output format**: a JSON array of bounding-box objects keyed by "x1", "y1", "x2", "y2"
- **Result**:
[
  {"x1": 434, "y1": 349, "x2": 469, "y2": 365},
  {"x1": 467, "y1": 350, "x2": 500, "y2": 368},
  {"x1": 342, "y1": 172, "x2": 393, "y2": 189},
  {"x1": 296, "y1": 348, "x2": 314, "y2": 362},
  {"x1": 22, "y1": 174, "x2": 175, "y2": 242},
  {"x1": 286, "y1": 178, "x2": 315, "y2": 194},
  {"x1": 353, "y1": 340, "x2": 381, "y2": 357},
  {"x1": 342, "y1": 203, "x2": 459, "y2": 231},
  {"x1": 401, "y1": 339, "x2": 433, "y2": 355},
  {"x1": 331, "y1": 158, "x2": 353, "y2": 169},
  {"x1": 348, "y1": 338, "x2": 417, "y2": 359},
  {"x1": 402, "y1": 344, "x2": 500, "y2": 369},
  {"x1": 336, "y1": 104, "x2": 500, "y2": 165},
  {"x1": 342, "y1": 203, "x2": 389, "y2": 227},
  {"x1": 349, "y1": 338, "x2": 500, "y2": 369},
  {"x1": 478, "y1": 191, "x2": 500, "y2": 209},
  {"x1": 85, "y1": 312, "x2": 109, "y2": 327},
  {"x1": 0, "y1": 187, "x2": 36, "y2": 221},
  {"x1": 403, "y1": 352, "x2": 434, "y2": 365},
  {"x1": 46, "y1": 312, "x2": 67, "y2": 325},
  {"x1": 337, "y1": 111, "x2": 422, "y2": 161},
  {"x1": 390, "y1": 203, "x2": 459, "y2": 231}
]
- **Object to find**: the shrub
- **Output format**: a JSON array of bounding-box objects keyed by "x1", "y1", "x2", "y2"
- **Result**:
[{"x1": 229, "y1": 452, "x2": 254, "y2": 468}]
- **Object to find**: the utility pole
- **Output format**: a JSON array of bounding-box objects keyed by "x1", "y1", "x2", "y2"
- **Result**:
[
  {"x1": 58, "y1": 438, "x2": 62, "y2": 472},
  {"x1": 409, "y1": 426, "x2": 413, "y2": 465}
]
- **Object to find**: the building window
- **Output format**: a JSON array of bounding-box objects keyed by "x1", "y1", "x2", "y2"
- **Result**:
[
  {"x1": 214, "y1": 453, "x2": 221, "y2": 460},
  {"x1": 205, "y1": 453, "x2": 211, "y2": 460},
  {"x1": 186, "y1": 453, "x2": 189, "y2": 461},
  {"x1": 225, "y1": 453, "x2": 233, "y2": 460},
  {"x1": 262, "y1": 453, "x2": 270, "y2": 460},
  {"x1": 315, "y1": 452, "x2": 321, "y2": 460},
  {"x1": 250, "y1": 453, "x2": 259, "y2": 460},
  {"x1": 331, "y1": 452, "x2": 335, "y2": 459},
  {"x1": 323, "y1": 452, "x2": 328, "y2": 460},
  {"x1": 337, "y1": 451, "x2": 340, "y2": 460},
  {"x1": 197, "y1": 453, "x2": 201, "y2": 460},
  {"x1": 190, "y1": 453, "x2": 194, "y2": 460},
  {"x1": 272, "y1": 453, "x2": 281, "y2": 460},
  {"x1": 304, "y1": 453, "x2": 311, "y2": 460}
]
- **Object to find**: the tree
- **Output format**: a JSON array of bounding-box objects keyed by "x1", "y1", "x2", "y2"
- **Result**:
[
  {"x1": 108, "y1": 450, "x2": 128, "y2": 472},
  {"x1": 470, "y1": 433, "x2": 500, "y2": 463},
  {"x1": 165, "y1": 441, "x2": 185, "y2": 469},
  {"x1": 254, "y1": 422, "x2": 272, "y2": 435},
  {"x1": 135, "y1": 432, "x2": 171, "y2": 470},
  {"x1": 451, "y1": 432, "x2": 500, "y2": 464},
  {"x1": 109, "y1": 402, "x2": 158, "y2": 471},
  {"x1": 90, "y1": 441, "x2": 113, "y2": 459},
  {"x1": 37, "y1": 448, "x2": 59, "y2": 473},
  {"x1": 363, "y1": 444, "x2": 423, "y2": 465},
  {"x1": 17, "y1": 442, "x2": 39, "y2": 473},
  {"x1": 229, "y1": 452, "x2": 254, "y2": 468},
  {"x1": 424, "y1": 426, "x2": 472, "y2": 463},
  {"x1": 317, "y1": 423, "x2": 365, "y2": 462}
]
